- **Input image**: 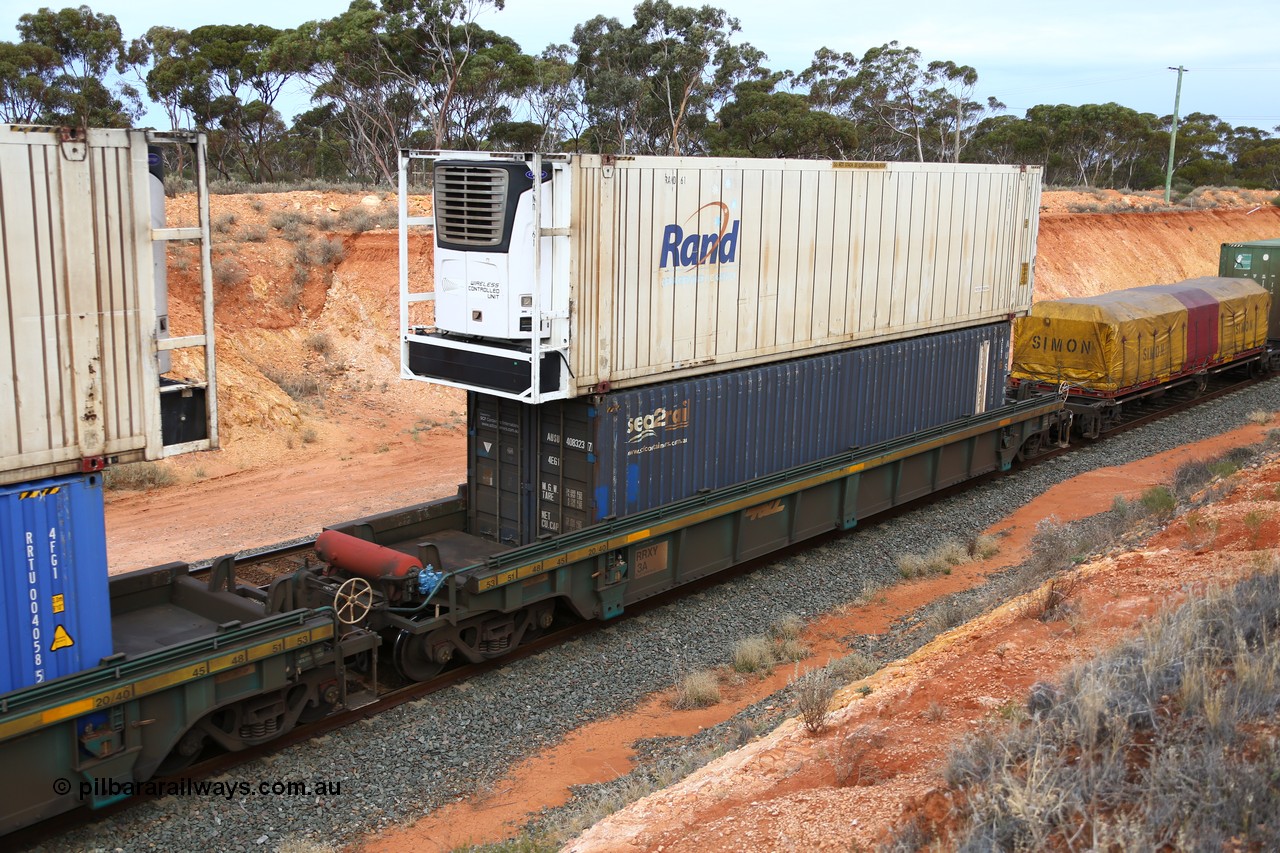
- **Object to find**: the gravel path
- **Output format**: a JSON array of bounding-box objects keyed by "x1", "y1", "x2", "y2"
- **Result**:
[{"x1": 37, "y1": 380, "x2": 1280, "y2": 853}]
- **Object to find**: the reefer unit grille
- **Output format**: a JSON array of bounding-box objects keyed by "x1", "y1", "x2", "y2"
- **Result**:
[{"x1": 434, "y1": 164, "x2": 510, "y2": 247}]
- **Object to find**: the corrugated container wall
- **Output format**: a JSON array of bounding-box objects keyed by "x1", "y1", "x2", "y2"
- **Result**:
[
  {"x1": 0, "y1": 127, "x2": 184, "y2": 487},
  {"x1": 469, "y1": 322, "x2": 1011, "y2": 545},
  {"x1": 1, "y1": 474, "x2": 112, "y2": 694},
  {"x1": 407, "y1": 152, "x2": 1041, "y2": 401},
  {"x1": 1219, "y1": 239, "x2": 1280, "y2": 339}
]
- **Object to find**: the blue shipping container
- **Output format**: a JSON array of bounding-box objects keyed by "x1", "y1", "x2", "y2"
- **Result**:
[
  {"x1": 1, "y1": 474, "x2": 113, "y2": 694},
  {"x1": 469, "y1": 322, "x2": 1011, "y2": 544}
]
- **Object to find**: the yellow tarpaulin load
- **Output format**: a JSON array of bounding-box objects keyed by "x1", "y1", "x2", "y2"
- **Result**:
[{"x1": 1012, "y1": 277, "x2": 1269, "y2": 394}]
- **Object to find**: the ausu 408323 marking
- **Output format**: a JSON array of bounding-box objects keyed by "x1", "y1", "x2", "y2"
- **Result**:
[{"x1": 659, "y1": 202, "x2": 740, "y2": 269}]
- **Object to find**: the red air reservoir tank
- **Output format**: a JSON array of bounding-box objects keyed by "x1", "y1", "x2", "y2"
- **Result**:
[{"x1": 314, "y1": 529, "x2": 421, "y2": 580}]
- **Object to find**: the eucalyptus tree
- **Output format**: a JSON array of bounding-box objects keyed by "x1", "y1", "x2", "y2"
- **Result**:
[
  {"x1": 279, "y1": 0, "x2": 512, "y2": 183},
  {"x1": 797, "y1": 42, "x2": 1000, "y2": 162},
  {"x1": 1162, "y1": 112, "x2": 1234, "y2": 187},
  {"x1": 15, "y1": 5, "x2": 142, "y2": 127},
  {"x1": 1229, "y1": 126, "x2": 1280, "y2": 188},
  {"x1": 707, "y1": 75, "x2": 860, "y2": 158},
  {"x1": 573, "y1": 0, "x2": 761, "y2": 155},
  {"x1": 275, "y1": 2, "x2": 409, "y2": 183},
  {"x1": 0, "y1": 41, "x2": 61, "y2": 123},
  {"x1": 174, "y1": 23, "x2": 302, "y2": 181},
  {"x1": 522, "y1": 45, "x2": 587, "y2": 150},
  {"x1": 132, "y1": 26, "x2": 201, "y2": 130}
]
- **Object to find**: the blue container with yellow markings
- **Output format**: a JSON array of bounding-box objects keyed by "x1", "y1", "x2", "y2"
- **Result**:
[{"x1": 1, "y1": 473, "x2": 112, "y2": 694}]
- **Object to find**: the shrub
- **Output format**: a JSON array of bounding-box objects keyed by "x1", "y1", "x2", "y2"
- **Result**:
[
  {"x1": 339, "y1": 206, "x2": 375, "y2": 232},
  {"x1": 1172, "y1": 459, "x2": 1215, "y2": 499},
  {"x1": 267, "y1": 209, "x2": 313, "y2": 230},
  {"x1": 1209, "y1": 460, "x2": 1239, "y2": 479},
  {"x1": 212, "y1": 256, "x2": 248, "y2": 287},
  {"x1": 238, "y1": 224, "x2": 268, "y2": 243},
  {"x1": 104, "y1": 461, "x2": 175, "y2": 491},
  {"x1": 211, "y1": 212, "x2": 236, "y2": 233},
  {"x1": 731, "y1": 636, "x2": 775, "y2": 674},
  {"x1": 896, "y1": 539, "x2": 971, "y2": 578},
  {"x1": 1139, "y1": 486, "x2": 1176, "y2": 517},
  {"x1": 794, "y1": 668, "x2": 836, "y2": 734},
  {"x1": 280, "y1": 220, "x2": 309, "y2": 242},
  {"x1": 829, "y1": 651, "x2": 878, "y2": 683},
  {"x1": 775, "y1": 638, "x2": 810, "y2": 662},
  {"x1": 307, "y1": 236, "x2": 346, "y2": 266},
  {"x1": 305, "y1": 332, "x2": 333, "y2": 355},
  {"x1": 1246, "y1": 410, "x2": 1271, "y2": 425},
  {"x1": 1243, "y1": 510, "x2": 1265, "y2": 544},
  {"x1": 926, "y1": 566, "x2": 1280, "y2": 852},
  {"x1": 263, "y1": 368, "x2": 326, "y2": 401},
  {"x1": 672, "y1": 670, "x2": 720, "y2": 710},
  {"x1": 925, "y1": 597, "x2": 974, "y2": 634},
  {"x1": 1022, "y1": 573, "x2": 1080, "y2": 622}
]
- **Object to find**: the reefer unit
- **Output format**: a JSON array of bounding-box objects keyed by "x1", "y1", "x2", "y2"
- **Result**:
[
  {"x1": 1011, "y1": 277, "x2": 1269, "y2": 395},
  {"x1": 1, "y1": 474, "x2": 112, "y2": 694},
  {"x1": 468, "y1": 322, "x2": 1011, "y2": 545},
  {"x1": 402, "y1": 151, "x2": 1041, "y2": 402},
  {"x1": 1220, "y1": 239, "x2": 1280, "y2": 340},
  {"x1": 0, "y1": 126, "x2": 219, "y2": 487}
]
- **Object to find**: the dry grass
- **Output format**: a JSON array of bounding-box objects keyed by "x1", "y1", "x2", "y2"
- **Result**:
[
  {"x1": 767, "y1": 613, "x2": 804, "y2": 641},
  {"x1": 104, "y1": 461, "x2": 176, "y2": 491},
  {"x1": 212, "y1": 255, "x2": 248, "y2": 287},
  {"x1": 915, "y1": 563, "x2": 1280, "y2": 851},
  {"x1": 262, "y1": 368, "x2": 326, "y2": 401},
  {"x1": 829, "y1": 651, "x2": 878, "y2": 683},
  {"x1": 897, "y1": 538, "x2": 971, "y2": 579},
  {"x1": 673, "y1": 670, "x2": 721, "y2": 710},
  {"x1": 731, "y1": 636, "x2": 775, "y2": 674}
]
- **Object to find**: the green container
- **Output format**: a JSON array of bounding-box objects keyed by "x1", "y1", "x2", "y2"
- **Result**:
[{"x1": 1220, "y1": 239, "x2": 1280, "y2": 340}]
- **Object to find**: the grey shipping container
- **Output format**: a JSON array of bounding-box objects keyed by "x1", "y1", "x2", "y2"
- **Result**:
[
  {"x1": 468, "y1": 322, "x2": 1011, "y2": 545},
  {"x1": 1, "y1": 474, "x2": 112, "y2": 694},
  {"x1": 1220, "y1": 239, "x2": 1280, "y2": 340}
]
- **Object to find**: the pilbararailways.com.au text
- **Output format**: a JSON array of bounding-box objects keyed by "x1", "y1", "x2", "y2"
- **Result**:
[{"x1": 56, "y1": 777, "x2": 344, "y2": 800}]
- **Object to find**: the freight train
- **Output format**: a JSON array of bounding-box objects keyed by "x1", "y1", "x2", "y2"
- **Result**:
[{"x1": 0, "y1": 140, "x2": 1274, "y2": 837}]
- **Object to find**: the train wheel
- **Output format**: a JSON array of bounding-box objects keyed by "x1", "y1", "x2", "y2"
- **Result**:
[
  {"x1": 194, "y1": 689, "x2": 300, "y2": 751},
  {"x1": 393, "y1": 630, "x2": 452, "y2": 682},
  {"x1": 155, "y1": 727, "x2": 207, "y2": 776},
  {"x1": 1017, "y1": 432, "x2": 1043, "y2": 461}
]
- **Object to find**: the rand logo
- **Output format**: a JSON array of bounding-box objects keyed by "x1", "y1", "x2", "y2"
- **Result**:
[{"x1": 659, "y1": 201, "x2": 740, "y2": 269}]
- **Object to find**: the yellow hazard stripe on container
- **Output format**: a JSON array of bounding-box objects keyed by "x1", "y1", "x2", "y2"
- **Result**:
[
  {"x1": 0, "y1": 623, "x2": 333, "y2": 741},
  {"x1": 472, "y1": 406, "x2": 1048, "y2": 593}
]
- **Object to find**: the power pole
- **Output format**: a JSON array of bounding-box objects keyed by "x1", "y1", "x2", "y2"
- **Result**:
[{"x1": 1164, "y1": 65, "x2": 1188, "y2": 204}]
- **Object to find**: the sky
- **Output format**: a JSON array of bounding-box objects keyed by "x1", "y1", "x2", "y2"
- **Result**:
[{"x1": 2, "y1": 0, "x2": 1276, "y2": 130}]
